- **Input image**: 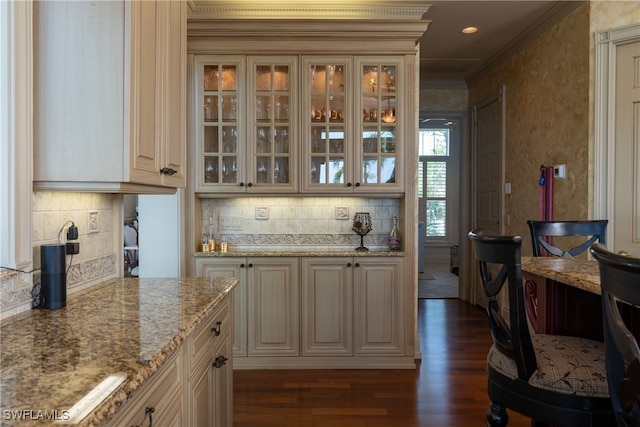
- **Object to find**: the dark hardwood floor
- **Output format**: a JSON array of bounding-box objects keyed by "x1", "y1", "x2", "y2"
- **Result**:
[{"x1": 233, "y1": 299, "x2": 532, "y2": 426}]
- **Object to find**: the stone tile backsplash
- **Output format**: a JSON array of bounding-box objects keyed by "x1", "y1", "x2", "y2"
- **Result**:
[{"x1": 200, "y1": 197, "x2": 402, "y2": 250}]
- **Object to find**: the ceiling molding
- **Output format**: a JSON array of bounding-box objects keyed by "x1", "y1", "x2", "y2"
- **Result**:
[
  {"x1": 187, "y1": 1, "x2": 431, "y2": 21},
  {"x1": 466, "y1": 0, "x2": 585, "y2": 84}
]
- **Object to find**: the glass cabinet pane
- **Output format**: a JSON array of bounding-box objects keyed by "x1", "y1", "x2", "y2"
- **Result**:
[
  {"x1": 306, "y1": 61, "x2": 349, "y2": 188},
  {"x1": 358, "y1": 62, "x2": 399, "y2": 186},
  {"x1": 200, "y1": 62, "x2": 240, "y2": 188},
  {"x1": 250, "y1": 62, "x2": 293, "y2": 187}
]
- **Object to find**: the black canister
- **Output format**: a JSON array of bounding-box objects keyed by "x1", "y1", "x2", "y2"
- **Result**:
[{"x1": 40, "y1": 244, "x2": 66, "y2": 309}]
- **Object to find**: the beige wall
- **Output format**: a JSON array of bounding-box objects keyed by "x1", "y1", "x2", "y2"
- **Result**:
[{"x1": 468, "y1": 3, "x2": 591, "y2": 254}]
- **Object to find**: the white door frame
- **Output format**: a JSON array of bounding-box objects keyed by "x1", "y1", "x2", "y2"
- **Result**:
[{"x1": 594, "y1": 23, "x2": 640, "y2": 247}]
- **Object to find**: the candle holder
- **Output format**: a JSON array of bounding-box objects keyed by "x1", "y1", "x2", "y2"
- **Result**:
[{"x1": 352, "y1": 212, "x2": 372, "y2": 251}]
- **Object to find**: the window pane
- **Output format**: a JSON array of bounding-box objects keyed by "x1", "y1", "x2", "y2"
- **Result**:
[
  {"x1": 426, "y1": 200, "x2": 446, "y2": 237},
  {"x1": 426, "y1": 162, "x2": 446, "y2": 198},
  {"x1": 419, "y1": 129, "x2": 449, "y2": 156}
]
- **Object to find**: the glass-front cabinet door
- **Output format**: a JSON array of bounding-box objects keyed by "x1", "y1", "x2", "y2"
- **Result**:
[
  {"x1": 246, "y1": 57, "x2": 298, "y2": 192},
  {"x1": 301, "y1": 57, "x2": 352, "y2": 192},
  {"x1": 355, "y1": 58, "x2": 403, "y2": 192},
  {"x1": 195, "y1": 56, "x2": 245, "y2": 193}
]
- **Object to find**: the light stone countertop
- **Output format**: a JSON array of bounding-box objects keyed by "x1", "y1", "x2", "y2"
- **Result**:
[
  {"x1": 0, "y1": 277, "x2": 238, "y2": 426},
  {"x1": 193, "y1": 249, "x2": 406, "y2": 257},
  {"x1": 521, "y1": 256, "x2": 600, "y2": 295}
]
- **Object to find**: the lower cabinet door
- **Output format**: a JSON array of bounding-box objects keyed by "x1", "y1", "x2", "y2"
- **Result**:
[
  {"x1": 189, "y1": 332, "x2": 232, "y2": 427},
  {"x1": 301, "y1": 257, "x2": 353, "y2": 355},
  {"x1": 354, "y1": 257, "x2": 405, "y2": 354},
  {"x1": 247, "y1": 257, "x2": 300, "y2": 356}
]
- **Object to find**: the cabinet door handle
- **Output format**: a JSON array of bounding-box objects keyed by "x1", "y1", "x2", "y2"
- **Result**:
[
  {"x1": 247, "y1": 182, "x2": 253, "y2": 187},
  {"x1": 213, "y1": 355, "x2": 228, "y2": 369},
  {"x1": 211, "y1": 321, "x2": 222, "y2": 337},
  {"x1": 247, "y1": 263, "x2": 253, "y2": 268},
  {"x1": 355, "y1": 182, "x2": 361, "y2": 187},
  {"x1": 347, "y1": 263, "x2": 352, "y2": 267},
  {"x1": 355, "y1": 262, "x2": 360, "y2": 267},
  {"x1": 159, "y1": 167, "x2": 177, "y2": 176},
  {"x1": 145, "y1": 406, "x2": 155, "y2": 427},
  {"x1": 239, "y1": 182, "x2": 245, "y2": 187},
  {"x1": 240, "y1": 263, "x2": 245, "y2": 268},
  {"x1": 347, "y1": 182, "x2": 353, "y2": 187}
]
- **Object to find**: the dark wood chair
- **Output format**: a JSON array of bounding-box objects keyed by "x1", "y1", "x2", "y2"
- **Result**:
[
  {"x1": 527, "y1": 220, "x2": 608, "y2": 258},
  {"x1": 468, "y1": 230, "x2": 614, "y2": 426},
  {"x1": 591, "y1": 243, "x2": 640, "y2": 427}
]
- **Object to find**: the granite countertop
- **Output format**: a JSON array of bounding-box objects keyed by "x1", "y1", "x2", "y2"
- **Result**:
[
  {"x1": 194, "y1": 249, "x2": 406, "y2": 257},
  {"x1": 521, "y1": 256, "x2": 600, "y2": 294},
  {"x1": 0, "y1": 277, "x2": 238, "y2": 427}
]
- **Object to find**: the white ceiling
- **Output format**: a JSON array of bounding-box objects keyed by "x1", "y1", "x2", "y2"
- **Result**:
[{"x1": 420, "y1": 1, "x2": 583, "y2": 82}]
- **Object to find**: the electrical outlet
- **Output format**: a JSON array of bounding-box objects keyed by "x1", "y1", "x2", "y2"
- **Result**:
[{"x1": 88, "y1": 211, "x2": 99, "y2": 234}]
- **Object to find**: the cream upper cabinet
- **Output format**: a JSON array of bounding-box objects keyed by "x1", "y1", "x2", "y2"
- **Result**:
[
  {"x1": 33, "y1": 0, "x2": 186, "y2": 193},
  {"x1": 195, "y1": 56, "x2": 298, "y2": 193},
  {"x1": 302, "y1": 56, "x2": 403, "y2": 193}
]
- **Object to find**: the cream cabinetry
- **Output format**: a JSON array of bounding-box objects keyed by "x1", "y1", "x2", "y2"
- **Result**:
[
  {"x1": 195, "y1": 258, "x2": 248, "y2": 356},
  {"x1": 194, "y1": 257, "x2": 300, "y2": 358},
  {"x1": 194, "y1": 56, "x2": 298, "y2": 193},
  {"x1": 33, "y1": 0, "x2": 186, "y2": 193},
  {"x1": 187, "y1": 295, "x2": 233, "y2": 427},
  {"x1": 106, "y1": 347, "x2": 184, "y2": 427},
  {"x1": 302, "y1": 57, "x2": 403, "y2": 193},
  {"x1": 353, "y1": 257, "x2": 405, "y2": 354},
  {"x1": 247, "y1": 257, "x2": 300, "y2": 356},
  {"x1": 301, "y1": 257, "x2": 404, "y2": 356},
  {"x1": 195, "y1": 255, "x2": 407, "y2": 368}
]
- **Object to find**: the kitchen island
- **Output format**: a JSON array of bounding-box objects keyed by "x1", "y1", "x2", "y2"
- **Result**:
[{"x1": 0, "y1": 277, "x2": 237, "y2": 426}]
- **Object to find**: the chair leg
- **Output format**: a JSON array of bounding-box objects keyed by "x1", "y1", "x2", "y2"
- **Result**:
[{"x1": 487, "y1": 402, "x2": 509, "y2": 426}]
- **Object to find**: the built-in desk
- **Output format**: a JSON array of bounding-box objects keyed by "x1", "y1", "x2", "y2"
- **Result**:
[{"x1": 521, "y1": 257, "x2": 638, "y2": 341}]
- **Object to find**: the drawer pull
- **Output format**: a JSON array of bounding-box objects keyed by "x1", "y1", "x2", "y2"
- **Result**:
[
  {"x1": 211, "y1": 321, "x2": 222, "y2": 337},
  {"x1": 213, "y1": 355, "x2": 228, "y2": 369},
  {"x1": 145, "y1": 406, "x2": 155, "y2": 427}
]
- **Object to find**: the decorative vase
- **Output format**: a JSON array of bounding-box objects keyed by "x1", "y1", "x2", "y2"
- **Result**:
[{"x1": 388, "y1": 214, "x2": 402, "y2": 251}]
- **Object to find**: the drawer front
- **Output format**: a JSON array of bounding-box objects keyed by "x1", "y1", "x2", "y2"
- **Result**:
[
  {"x1": 190, "y1": 297, "x2": 230, "y2": 374},
  {"x1": 107, "y1": 350, "x2": 183, "y2": 427}
]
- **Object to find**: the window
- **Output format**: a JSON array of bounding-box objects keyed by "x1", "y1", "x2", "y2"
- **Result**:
[{"x1": 418, "y1": 128, "x2": 450, "y2": 240}]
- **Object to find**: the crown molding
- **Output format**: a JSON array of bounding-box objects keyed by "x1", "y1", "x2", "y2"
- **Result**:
[{"x1": 187, "y1": 1, "x2": 430, "y2": 21}]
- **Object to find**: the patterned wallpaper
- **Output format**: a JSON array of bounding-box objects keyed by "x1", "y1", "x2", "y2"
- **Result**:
[{"x1": 468, "y1": 3, "x2": 591, "y2": 253}]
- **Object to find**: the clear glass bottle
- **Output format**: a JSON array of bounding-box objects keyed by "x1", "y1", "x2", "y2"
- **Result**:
[{"x1": 388, "y1": 214, "x2": 402, "y2": 251}]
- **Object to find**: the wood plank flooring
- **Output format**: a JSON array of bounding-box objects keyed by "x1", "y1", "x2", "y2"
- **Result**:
[{"x1": 233, "y1": 299, "x2": 532, "y2": 426}]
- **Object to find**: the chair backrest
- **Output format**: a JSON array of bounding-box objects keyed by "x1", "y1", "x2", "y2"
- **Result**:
[
  {"x1": 527, "y1": 220, "x2": 608, "y2": 258},
  {"x1": 591, "y1": 243, "x2": 640, "y2": 426},
  {"x1": 124, "y1": 224, "x2": 138, "y2": 248},
  {"x1": 468, "y1": 230, "x2": 537, "y2": 379}
]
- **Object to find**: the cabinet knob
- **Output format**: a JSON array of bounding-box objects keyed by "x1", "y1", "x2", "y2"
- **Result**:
[
  {"x1": 211, "y1": 321, "x2": 222, "y2": 337},
  {"x1": 159, "y1": 167, "x2": 177, "y2": 176},
  {"x1": 240, "y1": 263, "x2": 245, "y2": 268},
  {"x1": 347, "y1": 263, "x2": 352, "y2": 267},
  {"x1": 347, "y1": 182, "x2": 353, "y2": 187},
  {"x1": 213, "y1": 355, "x2": 228, "y2": 369},
  {"x1": 355, "y1": 262, "x2": 360, "y2": 267},
  {"x1": 247, "y1": 182, "x2": 253, "y2": 187},
  {"x1": 355, "y1": 182, "x2": 361, "y2": 187},
  {"x1": 247, "y1": 263, "x2": 253, "y2": 268},
  {"x1": 239, "y1": 182, "x2": 245, "y2": 187}
]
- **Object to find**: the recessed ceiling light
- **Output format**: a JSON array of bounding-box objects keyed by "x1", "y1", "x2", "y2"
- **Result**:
[{"x1": 461, "y1": 26, "x2": 479, "y2": 34}]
